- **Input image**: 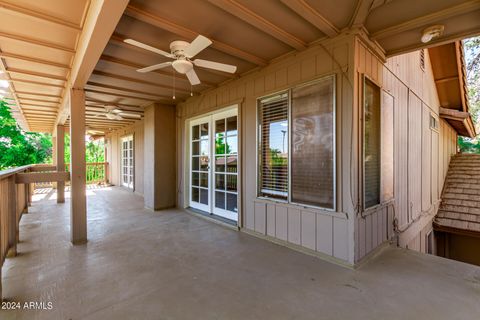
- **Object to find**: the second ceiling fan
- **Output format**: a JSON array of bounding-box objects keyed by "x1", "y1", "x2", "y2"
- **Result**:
[{"x1": 124, "y1": 35, "x2": 237, "y2": 86}]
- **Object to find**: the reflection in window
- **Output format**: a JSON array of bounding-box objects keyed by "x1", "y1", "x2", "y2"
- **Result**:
[{"x1": 291, "y1": 76, "x2": 335, "y2": 209}]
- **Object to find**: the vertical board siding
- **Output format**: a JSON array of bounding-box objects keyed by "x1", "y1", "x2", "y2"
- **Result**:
[{"x1": 355, "y1": 39, "x2": 457, "y2": 262}]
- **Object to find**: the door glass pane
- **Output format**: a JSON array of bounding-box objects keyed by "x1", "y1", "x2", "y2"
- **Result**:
[
  {"x1": 192, "y1": 172, "x2": 199, "y2": 186},
  {"x1": 226, "y1": 175, "x2": 237, "y2": 192},
  {"x1": 192, "y1": 187, "x2": 199, "y2": 202},
  {"x1": 291, "y1": 77, "x2": 335, "y2": 209},
  {"x1": 192, "y1": 157, "x2": 199, "y2": 171},
  {"x1": 200, "y1": 157, "x2": 209, "y2": 171},
  {"x1": 215, "y1": 119, "x2": 225, "y2": 137},
  {"x1": 215, "y1": 156, "x2": 225, "y2": 172},
  {"x1": 200, "y1": 140, "x2": 208, "y2": 156},
  {"x1": 200, "y1": 189, "x2": 208, "y2": 205},
  {"x1": 226, "y1": 136, "x2": 238, "y2": 154},
  {"x1": 215, "y1": 174, "x2": 225, "y2": 190},
  {"x1": 226, "y1": 156, "x2": 237, "y2": 173},
  {"x1": 226, "y1": 193, "x2": 237, "y2": 212},
  {"x1": 226, "y1": 116, "x2": 237, "y2": 136},
  {"x1": 200, "y1": 173, "x2": 208, "y2": 188},
  {"x1": 200, "y1": 123, "x2": 208, "y2": 137},
  {"x1": 192, "y1": 141, "x2": 199, "y2": 155},
  {"x1": 215, "y1": 191, "x2": 225, "y2": 209},
  {"x1": 192, "y1": 125, "x2": 200, "y2": 140}
]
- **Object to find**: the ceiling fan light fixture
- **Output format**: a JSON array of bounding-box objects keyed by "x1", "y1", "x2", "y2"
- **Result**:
[
  {"x1": 421, "y1": 25, "x2": 444, "y2": 43},
  {"x1": 172, "y1": 60, "x2": 193, "y2": 74}
]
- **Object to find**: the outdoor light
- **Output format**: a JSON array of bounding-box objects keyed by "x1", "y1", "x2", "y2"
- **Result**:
[
  {"x1": 421, "y1": 25, "x2": 444, "y2": 43},
  {"x1": 0, "y1": 79, "x2": 9, "y2": 88}
]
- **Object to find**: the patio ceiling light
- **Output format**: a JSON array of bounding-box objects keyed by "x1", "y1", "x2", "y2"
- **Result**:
[
  {"x1": 421, "y1": 25, "x2": 444, "y2": 43},
  {"x1": 0, "y1": 79, "x2": 9, "y2": 88}
]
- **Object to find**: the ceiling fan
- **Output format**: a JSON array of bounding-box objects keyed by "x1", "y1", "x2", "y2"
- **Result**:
[
  {"x1": 94, "y1": 105, "x2": 142, "y2": 121},
  {"x1": 123, "y1": 35, "x2": 237, "y2": 86}
]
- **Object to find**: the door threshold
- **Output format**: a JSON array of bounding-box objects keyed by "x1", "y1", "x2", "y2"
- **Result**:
[{"x1": 186, "y1": 207, "x2": 239, "y2": 230}]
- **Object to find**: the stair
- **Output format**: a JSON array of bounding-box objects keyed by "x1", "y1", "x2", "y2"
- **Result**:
[{"x1": 435, "y1": 153, "x2": 480, "y2": 233}]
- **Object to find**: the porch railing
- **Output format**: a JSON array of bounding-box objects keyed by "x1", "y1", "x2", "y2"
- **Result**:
[
  {"x1": 0, "y1": 164, "x2": 34, "y2": 301},
  {"x1": 65, "y1": 162, "x2": 108, "y2": 184},
  {"x1": 35, "y1": 162, "x2": 108, "y2": 189}
]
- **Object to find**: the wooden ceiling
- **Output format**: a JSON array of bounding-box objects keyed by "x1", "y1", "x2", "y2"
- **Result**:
[{"x1": 0, "y1": 0, "x2": 479, "y2": 134}]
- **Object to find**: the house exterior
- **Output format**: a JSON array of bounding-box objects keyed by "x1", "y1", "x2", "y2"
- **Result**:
[
  {"x1": 0, "y1": 0, "x2": 478, "y2": 278},
  {"x1": 104, "y1": 31, "x2": 474, "y2": 266}
]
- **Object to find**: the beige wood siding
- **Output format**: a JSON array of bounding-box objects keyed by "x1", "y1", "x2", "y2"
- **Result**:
[
  {"x1": 177, "y1": 35, "x2": 356, "y2": 264},
  {"x1": 355, "y1": 39, "x2": 457, "y2": 262}
]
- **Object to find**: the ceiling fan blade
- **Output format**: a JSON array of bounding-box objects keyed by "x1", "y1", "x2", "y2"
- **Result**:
[
  {"x1": 124, "y1": 39, "x2": 174, "y2": 58},
  {"x1": 193, "y1": 59, "x2": 237, "y2": 73},
  {"x1": 119, "y1": 112, "x2": 142, "y2": 119},
  {"x1": 114, "y1": 114, "x2": 124, "y2": 121},
  {"x1": 185, "y1": 69, "x2": 201, "y2": 86},
  {"x1": 184, "y1": 35, "x2": 212, "y2": 58},
  {"x1": 137, "y1": 62, "x2": 172, "y2": 73}
]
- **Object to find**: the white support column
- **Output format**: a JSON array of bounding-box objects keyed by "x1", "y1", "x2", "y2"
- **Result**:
[
  {"x1": 56, "y1": 125, "x2": 65, "y2": 203},
  {"x1": 69, "y1": 88, "x2": 87, "y2": 244}
]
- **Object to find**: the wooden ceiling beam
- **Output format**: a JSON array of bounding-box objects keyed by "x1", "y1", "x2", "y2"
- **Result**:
[
  {"x1": 21, "y1": 105, "x2": 58, "y2": 111},
  {"x1": 206, "y1": 0, "x2": 306, "y2": 50},
  {"x1": 100, "y1": 54, "x2": 214, "y2": 87},
  {"x1": 8, "y1": 78, "x2": 65, "y2": 89},
  {"x1": 92, "y1": 70, "x2": 192, "y2": 94},
  {"x1": 0, "y1": 1, "x2": 82, "y2": 31},
  {"x1": 349, "y1": 0, "x2": 375, "y2": 27},
  {"x1": 85, "y1": 88, "x2": 157, "y2": 102},
  {"x1": 124, "y1": 5, "x2": 267, "y2": 66},
  {"x1": 21, "y1": 102, "x2": 58, "y2": 108},
  {"x1": 16, "y1": 91, "x2": 62, "y2": 98},
  {"x1": 86, "y1": 105, "x2": 143, "y2": 114},
  {"x1": 86, "y1": 81, "x2": 172, "y2": 100},
  {"x1": 19, "y1": 99, "x2": 59, "y2": 107},
  {"x1": 86, "y1": 99, "x2": 143, "y2": 110},
  {"x1": 22, "y1": 110, "x2": 58, "y2": 116},
  {"x1": 0, "y1": 31, "x2": 75, "y2": 53},
  {"x1": 280, "y1": 0, "x2": 339, "y2": 37},
  {"x1": 371, "y1": 1, "x2": 480, "y2": 39},
  {"x1": 0, "y1": 52, "x2": 70, "y2": 69},
  {"x1": 7, "y1": 68, "x2": 67, "y2": 81}
]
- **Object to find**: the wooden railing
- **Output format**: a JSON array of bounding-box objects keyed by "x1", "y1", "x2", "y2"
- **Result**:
[
  {"x1": 65, "y1": 162, "x2": 108, "y2": 185},
  {"x1": 0, "y1": 164, "x2": 34, "y2": 301}
]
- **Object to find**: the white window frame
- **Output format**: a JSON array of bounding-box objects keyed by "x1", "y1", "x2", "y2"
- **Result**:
[{"x1": 256, "y1": 74, "x2": 337, "y2": 211}]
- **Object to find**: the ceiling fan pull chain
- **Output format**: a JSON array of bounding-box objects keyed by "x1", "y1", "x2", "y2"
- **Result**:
[{"x1": 172, "y1": 68, "x2": 176, "y2": 100}]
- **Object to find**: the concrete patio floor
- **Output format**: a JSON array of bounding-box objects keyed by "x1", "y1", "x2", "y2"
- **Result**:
[{"x1": 1, "y1": 186, "x2": 479, "y2": 320}]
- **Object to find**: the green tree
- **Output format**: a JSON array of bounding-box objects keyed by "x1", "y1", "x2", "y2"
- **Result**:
[
  {"x1": 0, "y1": 100, "x2": 52, "y2": 170},
  {"x1": 458, "y1": 36, "x2": 480, "y2": 153}
]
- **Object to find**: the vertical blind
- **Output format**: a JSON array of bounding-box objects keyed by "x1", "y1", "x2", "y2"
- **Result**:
[{"x1": 258, "y1": 93, "x2": 289, "y2": 199}]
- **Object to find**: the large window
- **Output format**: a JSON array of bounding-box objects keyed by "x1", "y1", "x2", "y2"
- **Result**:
[
  {"x1": 258, "y1": 76, "x2": 335, "y2": 209},
  {"x1": 363, "y1": 78, "x2": 381, "y2": 209}
]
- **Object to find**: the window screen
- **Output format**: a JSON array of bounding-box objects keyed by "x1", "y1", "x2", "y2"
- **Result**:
[
  {"x1": 258, "y1": 93, "x2": 289, "y2": 199},
  {"x1": 291, "y1": 77, "x2": 335, "y2": 209},
  {"x1": 364, "y1": 78, "x2": 381, "y2": 209}
]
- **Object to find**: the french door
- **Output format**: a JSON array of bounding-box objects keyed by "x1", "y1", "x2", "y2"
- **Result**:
[
  {"x1": 190, "y1": 108, "x2": 238, "y2": 221},
  {"x1": 121, "y1": 135, "x2": 134, "y2": 189}
]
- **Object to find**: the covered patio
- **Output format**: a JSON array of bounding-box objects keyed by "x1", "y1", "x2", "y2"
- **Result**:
[{"x1": 1, "y1": 186, "x2": 479, "y2": 319}]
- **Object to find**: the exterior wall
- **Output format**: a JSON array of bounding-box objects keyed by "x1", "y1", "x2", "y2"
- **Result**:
[
  {"x1": 105, "y1": 120, "x2": 144, "y2": 196},
  {"x1": 177, "y1": 35, "x2": 357, "y2": 264},
  {"x1": 354, "y1": 37, "x2": 458, "y2": 262}
]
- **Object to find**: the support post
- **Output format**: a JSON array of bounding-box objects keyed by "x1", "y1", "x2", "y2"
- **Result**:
[
  {"x1": 7, "y1": 176, "x2": 17, "y2": 257},
  {"x1": 52, "y1": 135, "x2": 57, "y2": 189},
  {"x1": 69, "y1": 88, "x2": 87, "y2": 244},
  {"x1": 56, "y1": 125, "x2": 65, "y2": 203}
]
